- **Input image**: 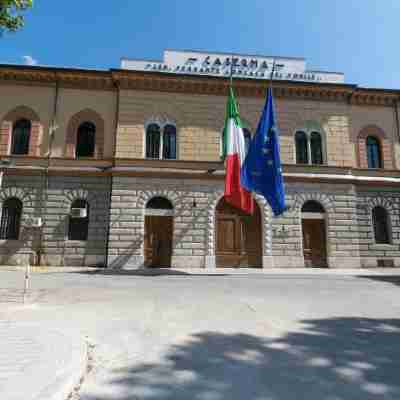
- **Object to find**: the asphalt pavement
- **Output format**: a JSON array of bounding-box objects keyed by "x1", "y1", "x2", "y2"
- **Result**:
[{"x1": 1, "y1": 268, "x2": 400, "y2": 400}]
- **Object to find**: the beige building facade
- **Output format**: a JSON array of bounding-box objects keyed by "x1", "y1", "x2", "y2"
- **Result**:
[{"x1": 0, "y1": 51, "x2": 400, "y2": 269}]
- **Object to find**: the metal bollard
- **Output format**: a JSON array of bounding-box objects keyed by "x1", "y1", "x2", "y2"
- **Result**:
[{"x1": 23, "y1": 263, "x2": 31, "y2": 304}]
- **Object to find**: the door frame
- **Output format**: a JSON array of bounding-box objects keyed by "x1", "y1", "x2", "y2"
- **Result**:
[
  {"x1": 214, "y1": 197, "x2": 263, "y2": 268},
  {"x1": 144, "y1": 214, "x2": 174, "y2": 268},
  {"x1": 300, "y1": 212, "x2": 329, "y2": 268}
]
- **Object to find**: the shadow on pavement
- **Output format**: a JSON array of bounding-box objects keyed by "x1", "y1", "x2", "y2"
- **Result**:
[
  {"x1": 82, "y1": 317, "x2": 400, "y2": 400},
  {"x1": 70, "y1": 268, "x2": 228, "y2": 277},
  {"x1": 357, "y1": 275, "x2": 400, "y2": 287}
]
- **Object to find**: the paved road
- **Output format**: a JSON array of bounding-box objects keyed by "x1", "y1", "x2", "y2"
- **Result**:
[
  {"x1": 0, "y1": 320, "x2": 86, "y2": 400},
  {"x1": 1, "y1": 269, "x2": 400, "y2": 399}
]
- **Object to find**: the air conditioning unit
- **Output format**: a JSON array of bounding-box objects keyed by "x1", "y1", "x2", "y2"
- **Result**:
[
  {"x1": 30, "y1": 217, "x2": 43, "y2": 228},
  {"x1": 71, "y1": 208, "x2": 87, "y2": 218}
]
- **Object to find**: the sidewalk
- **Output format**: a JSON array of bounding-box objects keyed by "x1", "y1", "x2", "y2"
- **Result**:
[
  {"x1": 0, "y1": 321, "x2": 87, "y2": 400},
  {"x1": 3, "y1": 265, "x2": 400, "y2": 276}
]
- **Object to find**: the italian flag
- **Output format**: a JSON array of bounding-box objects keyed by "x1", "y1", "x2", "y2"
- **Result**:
[{"x1": 222, "y1": 87, "x2": 254, "y2": 214}]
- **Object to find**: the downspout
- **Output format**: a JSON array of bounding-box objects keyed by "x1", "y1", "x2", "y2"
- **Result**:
[
  {"x1": 104, "y1": 77, "x2": 120, "y2": 268},
  {"x1": 37, "y1": 74, "x2": 59, "y2": 266},
  {"x1": 394, "y1": 99, "x2": 400, "y2": 142},
  {"x1": 393, "y1": 98, "x2": 400, "y2": 169}
]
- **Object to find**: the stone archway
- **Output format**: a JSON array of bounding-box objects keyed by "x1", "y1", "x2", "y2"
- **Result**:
[
  {"x1": 144, "y1": 197, "x2": 174, "y2": 268},
  {"x1": 301, "y1": 200, "x2": 328, "y2": 268},
  {"x1": 215, "y1": 197, "x2": 262, "y2": 268}
]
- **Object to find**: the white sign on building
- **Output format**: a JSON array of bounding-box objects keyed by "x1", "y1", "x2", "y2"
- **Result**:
[{"x1": 121, "y1": 50, "x2": 344, "y2": 84}]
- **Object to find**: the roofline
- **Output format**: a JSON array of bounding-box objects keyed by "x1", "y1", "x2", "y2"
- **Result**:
[
  {"x1": 307, "y1": 70, "x2": 345, "y2": 76},
  {"x1": 110, "y1": 68, "x2": 358, "y2": 90},
  {"x1": 0, "y1": 63, "x2": 398, "y2": 93},
  {"x1": 0, "y1": 63, "x2": 110, "y2": 75}
]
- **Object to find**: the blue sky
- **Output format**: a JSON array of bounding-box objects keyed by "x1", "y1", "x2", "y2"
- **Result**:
[{"x1": 1, "y1": 0, "x2": 399, "y2": 88}]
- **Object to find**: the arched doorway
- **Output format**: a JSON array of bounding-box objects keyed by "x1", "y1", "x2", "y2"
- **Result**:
[
  {"x1": 144, "y1": 197, "x2": 174, "y2": 267},
  {"x1": 301, "y1": 200, "x2": 327, "y2": 268},
  {"x1": 215, "y1": 197, "x2": 262, "y2": 268}
]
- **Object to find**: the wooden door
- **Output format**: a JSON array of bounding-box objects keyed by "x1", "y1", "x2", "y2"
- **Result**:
[
  {"x1": 216, "y1": 199, "x2": 262, "y2": 268},
  {"x1": 144, "y1": 216, "x2": 173, "y2": 267},
  {"x1": 302, "y1": 219, "x2": 327, "y2": 268}
]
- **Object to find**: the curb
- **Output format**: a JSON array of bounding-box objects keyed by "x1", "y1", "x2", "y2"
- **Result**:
[
  {"x1": 39, "y1": 336, "x2": 87, "y2": 400},
  {"x1": 0, "y1": 323, "x2": 88, "y2": 400}
]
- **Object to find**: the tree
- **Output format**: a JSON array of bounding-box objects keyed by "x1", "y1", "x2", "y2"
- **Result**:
[{"x1": 0, "y1": 0, "x2": 33, "y2": 33}]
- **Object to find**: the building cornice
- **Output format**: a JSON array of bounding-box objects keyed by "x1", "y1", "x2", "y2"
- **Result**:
[
  {"x1": 0, "y1": 64, "x2": 399, "y2": 105},
  {"x1": 0, "y1": 65, "x2": 115, "y2": 91},
  {"x1": 1, "y1": 157, "x2": 400, "y2": 186}
]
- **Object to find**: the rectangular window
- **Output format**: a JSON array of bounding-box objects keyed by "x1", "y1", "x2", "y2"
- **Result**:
[{"x1": 68, "y1": 217, "x2": 89, "y2": 241}]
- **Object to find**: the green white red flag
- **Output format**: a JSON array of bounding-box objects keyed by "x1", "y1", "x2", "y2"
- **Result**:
[{"x1": 222, "y1": 87, "x2": 254, "y2": 214}]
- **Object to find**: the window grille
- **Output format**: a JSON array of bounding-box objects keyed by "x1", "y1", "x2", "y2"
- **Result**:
[{"x1": 0, "y1": 198, "x2": 22, "y2": 240}]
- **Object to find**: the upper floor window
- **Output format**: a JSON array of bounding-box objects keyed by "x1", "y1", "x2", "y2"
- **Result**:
[
  {"x1": 372, "y1": 206, "x2": 390, "y2": 244},
  {"x1": 295, "y1": 130, "x2": 324, "y2": 165},
  {"x1": 0, "y1": 198, "x2": 22, "y2": 240},
  {"x1": 366, "y1": 136, "x2": 382, "y2": 169},
  {"x1": 146, "y1": 123, "x2": 176, "y2": 160},
  {"x1": 68, "y1": 199, "x2": 89, "y2": 241},
  {"x1": 163, "y1": 124, "x2": 177, "y2": 159},
  {"x1": 295, "y1": 131, "x2": 308, "y2": 164},
  {"x1": 310, "y1": 132, "x2": 323, "y2": 165},
  {"x1": 11, "y1": 119, "x2": 31, "y2": 155},
  {"x1": 76, "y1": 122, "x2": 96, "y2": 158}
]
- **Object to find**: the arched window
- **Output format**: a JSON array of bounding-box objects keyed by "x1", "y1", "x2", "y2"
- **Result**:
[
  {"x1": 310, "y1": 132, "x2": 323, "y2": 165},
  {"x1": 11, "y1": 119, "x2": 31, "y2": 155},
  {"x1": 0, "y1": 198, "x2": 22, "y2": 240},
  {"x1": 302, "y1": 200, "x2": 325, "y2": 213},
  {"x1": 76, "y1": 122, "x2": 96, "y2": 158},
  {"x1": 147, "y1": 196, "x2": 173, "y2": 210},
  {"x1": 146, "y1": 123, "x2": 161, "y2": 159},
  {"x1": 146, "y1": 123, "x2": 177, "y2": 160},
  {"x1": 243, "y1": 128, "x2": 252, "y2": 155},
  {"x1": 295, "y1": 131, "x2": 308, "y2": 164},
  {"x1": 366, "y1": 136, "x2": 382, "y2": 169},
  {"x1": 372, "y1": 206, "x2": 390, "y2": 244},
  {"x1": 163, "y1": 124, "x2": 177, "y2": 160},
  {"x1": 68, "y1": 199, "x2": 89, "y2": 241}
]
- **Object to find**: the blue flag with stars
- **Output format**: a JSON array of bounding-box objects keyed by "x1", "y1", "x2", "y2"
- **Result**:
[{"x1": 240, "y1": 87, "x2": 286, "y2": 216}]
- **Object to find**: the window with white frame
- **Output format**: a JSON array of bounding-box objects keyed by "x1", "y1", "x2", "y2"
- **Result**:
[
  {"x1": 295, "y1": 126, "x2": 325, "y2": 165},
  {"x1": 145, "y1": 122, "x2": 176, "y2": 160}
]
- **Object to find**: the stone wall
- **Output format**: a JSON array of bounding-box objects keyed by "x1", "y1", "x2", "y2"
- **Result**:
[
  {"x1": 108, "y1": 177, "x2": 272, "y2": 269},
  {"x1": 270, "y1": 182, "x2": 361, "y2": 268},
  {"x1": 1, "y1": 173, "x2": 399, "y2": 269},
  {"x1": 0, "y1": 174, "x2": 110, "y2": 266},
  {"x1": 356, "y1": 188, "x2": 400, "y2": 267}
]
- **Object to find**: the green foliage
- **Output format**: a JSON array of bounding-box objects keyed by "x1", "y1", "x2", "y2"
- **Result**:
[{"x1": 0, "y1": 0, "x2": 33, "y2": 33}]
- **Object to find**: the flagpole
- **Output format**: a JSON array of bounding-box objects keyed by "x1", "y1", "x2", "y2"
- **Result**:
[
  {"x1": 230, "y1": 54, "x2": 234, "y2": 87},
  {"x1": 269, "y1": 59, "x2": 276, "y2": 90},
  {"x1": 269, "y1": 60, "x2": 284, "y2": 92}
]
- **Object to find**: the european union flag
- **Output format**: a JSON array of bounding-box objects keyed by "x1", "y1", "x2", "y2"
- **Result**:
[{"x1": 240, "y1": 87, "x2": 286, "y2": 216}]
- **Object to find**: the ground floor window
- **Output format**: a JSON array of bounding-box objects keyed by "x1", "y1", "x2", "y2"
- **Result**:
[
  {"x1": 68, "y1": 199, "x2": 89, "y2": 241},
  {"x1": 0, "y1": 198, "x2": 22, "y2": 240}
]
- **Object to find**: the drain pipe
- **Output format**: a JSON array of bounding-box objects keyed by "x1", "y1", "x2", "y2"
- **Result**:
[
  {"x1": 104, "y1": 77, "x2": 120, "y2": 268},
  {"x1": 37, "y1": 74, "x2": 59, "y2": 266},
  {"x1": 394, "y1": 99, "x2": 400, "y2": 143}
]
